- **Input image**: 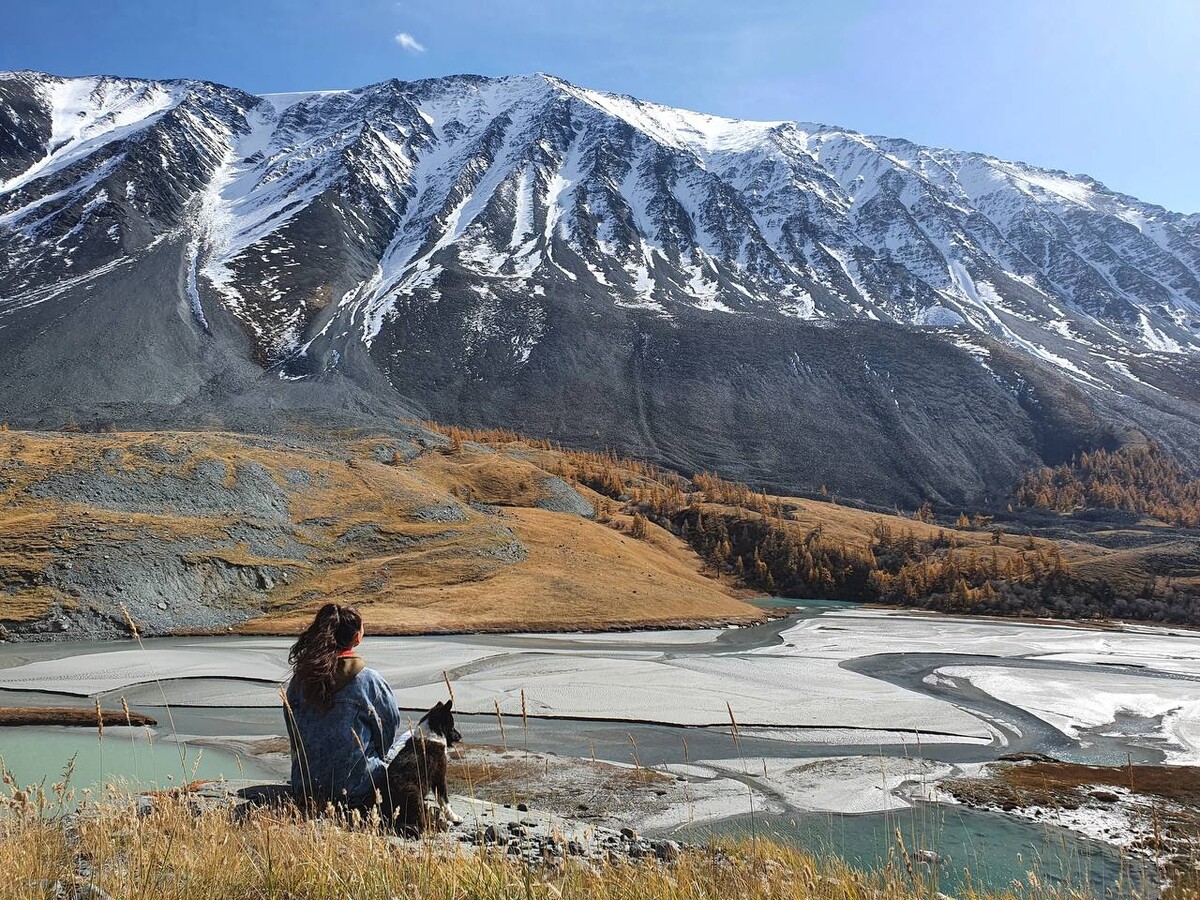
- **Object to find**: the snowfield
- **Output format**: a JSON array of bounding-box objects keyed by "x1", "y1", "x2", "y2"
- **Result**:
[{"x1": 3, "y1": 68, "x2": 1198, "y2": 383}]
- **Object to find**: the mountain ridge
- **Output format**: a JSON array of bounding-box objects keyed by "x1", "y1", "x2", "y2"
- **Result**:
[
  {"x1": 2, "y1": 68, "x2": 1198, "y2": 506},
  {"x1": 10, "y1": 65, "x2": 1198, "y2": 217}
]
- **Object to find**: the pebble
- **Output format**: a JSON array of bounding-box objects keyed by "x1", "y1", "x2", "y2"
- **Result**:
[
  {"x1": 654, "y1": 840, "x2": 681, "y2": 862},
  {"x1": 169, "y1": 780, "x2": 694, "y2": 870}
]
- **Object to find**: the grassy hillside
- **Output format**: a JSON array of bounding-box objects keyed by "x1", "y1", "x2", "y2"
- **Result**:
[
  {"x1": 0, "y1": 427, "x2": 758, "y2": 637},
  {"x1": 2, "y1": 422, "x2": 1197, "y2": 636},
  {"x1": 445, "y1": 425, "x2": 1200, "y2": 625}
]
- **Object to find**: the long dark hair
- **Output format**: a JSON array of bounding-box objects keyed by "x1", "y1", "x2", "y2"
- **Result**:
[{"x1": 288, "y1": 603, "x2": 363, "y2": 709}]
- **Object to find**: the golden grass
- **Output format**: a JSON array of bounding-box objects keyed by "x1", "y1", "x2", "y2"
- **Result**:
[
  {"x1": 987, "y1": 762, "x2": 1200, "y2": 810},
  {"x1": 0, "y1": 788, "x2": 1088, "y2": 900},
  {"x1": 5, "y1": 424, "x2": 1190, "y2": 635},
  {"x1": 0, "y1": 586, "x2": 61, "y2": 623},
  {"x1": 247, "y1": 507, "x2": 757, "y2": 634},
  {"x1": 414, "y1": 447, "x2": 556, "y2": 508},
  {"x1": 0, "y1": 429, "x2": 759, "y2": 635}
]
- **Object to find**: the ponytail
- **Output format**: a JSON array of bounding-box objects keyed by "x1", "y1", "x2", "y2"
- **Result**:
[{"x1": 288, "y1": 603, "x2": 363, "y2": 709}]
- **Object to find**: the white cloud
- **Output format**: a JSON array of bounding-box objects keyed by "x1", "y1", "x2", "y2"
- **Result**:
[{"x1": 394, "y1": 32, "x2": 426, "y2": 53}]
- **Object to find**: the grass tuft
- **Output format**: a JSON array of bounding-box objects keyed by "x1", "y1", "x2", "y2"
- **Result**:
[{"x1": 0, "y1": 779, "x2": 1094, "y2": 900}]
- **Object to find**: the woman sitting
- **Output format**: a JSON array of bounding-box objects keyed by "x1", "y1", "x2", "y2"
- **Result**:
[{"x1": 283, "y1": 603, "x2": 401, "y2": 817}]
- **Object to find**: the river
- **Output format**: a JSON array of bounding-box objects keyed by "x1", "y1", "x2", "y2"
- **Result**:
[{"x1": 2, "y1": 598, "x2": 1194, "y2": 896}]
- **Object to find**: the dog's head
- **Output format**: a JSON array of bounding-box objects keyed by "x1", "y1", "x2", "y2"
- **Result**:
[{"x1": 422, "y1": 699, "x2": 462, "y2": 746}]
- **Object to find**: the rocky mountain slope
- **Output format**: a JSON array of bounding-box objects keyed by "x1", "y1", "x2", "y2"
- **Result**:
[
  {"x1": 4, "y1": 424, "x2": 1196, "y2": 636},
  {"x1": 2, "y1": 70, "x2": 1198, "y2": 505},
  {"x1": 0, "y1": 426, "x2": 758, "y2": 638}
]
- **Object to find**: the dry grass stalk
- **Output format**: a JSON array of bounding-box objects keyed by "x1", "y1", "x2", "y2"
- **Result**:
[{"x1": 0, "y1": 786, "x2": 1095, "y2": 900}]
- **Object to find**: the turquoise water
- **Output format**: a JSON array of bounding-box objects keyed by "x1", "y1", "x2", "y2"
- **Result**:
[
  {"x1": 679, "y1": 805, "x2": 1152, "y2": 898},
  {"x1": 0, "y1": 725, "x2": 273, "y2": 796},
  {"x1": 0, "y1": 721, "x2": 1141, "y2": 897},
  {"x1": 0, "y1": 619, "x2": 1171, "y2": 896}
]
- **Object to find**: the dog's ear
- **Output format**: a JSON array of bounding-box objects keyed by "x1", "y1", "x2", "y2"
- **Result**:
[
  {"x1": 431, "y1": 700, "x2": 446, "y2": 715},
  {"x1": 445, "y1": 697, "x2": 454, "y2": 712}
]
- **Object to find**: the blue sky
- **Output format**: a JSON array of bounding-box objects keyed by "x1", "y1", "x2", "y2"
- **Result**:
[{"x1": 4, "y1": 0, "x2": 1198, "y2": 212}]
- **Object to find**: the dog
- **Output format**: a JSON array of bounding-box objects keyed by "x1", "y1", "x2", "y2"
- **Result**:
[{"x1": 384, "y1": 699, "x2": 463, "y2": 834}]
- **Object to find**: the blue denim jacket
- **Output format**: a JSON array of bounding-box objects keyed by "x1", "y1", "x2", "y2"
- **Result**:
[{"x1": 284, "y1": 657, "x2": 401, "y2": 808}]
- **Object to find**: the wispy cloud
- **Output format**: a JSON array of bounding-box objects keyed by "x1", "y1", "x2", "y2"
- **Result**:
[{"x1": 394, "y1": 32, "x2": 426, "y2": 53}]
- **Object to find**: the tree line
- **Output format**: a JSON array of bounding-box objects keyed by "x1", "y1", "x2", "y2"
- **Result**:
[
  {"x1": 423, "y1": 423, "x2": 1200, "y2": 625},
  {"x1": 1016, "y1": 443, "x2": 1200, "y2": 527}
]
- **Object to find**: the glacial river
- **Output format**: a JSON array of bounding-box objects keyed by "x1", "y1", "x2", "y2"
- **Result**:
[{"x1": 3, "y1": 599, "x2": 1194, "y2": 896}]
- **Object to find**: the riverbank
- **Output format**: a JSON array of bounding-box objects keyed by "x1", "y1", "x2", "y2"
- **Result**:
[
  {"x1": 0, "y1": 773, "x2": 1110, "y2": 900},
  {"x1": 0, "y1": 706, "x2": 156, "y2": 727},
  {"x1": 942, "y1": 758, "x2": 1200, "y2": 896},
  {"x1": 2, "y1": 604, "x2": 1196, "y2": 895},
  {"x1": 442, "y1": 745, "x2": 954, "y2": 829}
]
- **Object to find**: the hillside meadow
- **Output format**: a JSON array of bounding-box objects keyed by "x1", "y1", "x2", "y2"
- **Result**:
[{"x1": 1, "y1": 422, "x2": 1197, "y2": 636}]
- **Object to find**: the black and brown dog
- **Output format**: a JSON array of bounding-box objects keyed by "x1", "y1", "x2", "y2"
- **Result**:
[{"x1": 385, "y1": 699, "x2": 463, "y2": 834}]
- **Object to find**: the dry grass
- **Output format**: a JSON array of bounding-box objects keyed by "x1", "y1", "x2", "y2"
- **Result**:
[
  {"x1": 246, "y1": 506, "x2": 758, "y2": 634},
  {"x1": 465, "y1": 428, "x2": 1191, "y2": 614},
  {"x1": 987, "y1": 761, "x2": 1200, "y2": 809},
  {"x1": 0, "y1": 786, "x2": 1088, "y2": 900},
  {"x1": 0, "y1": 585, "x2": 63, "y2": 623},
  {"x1": 414, "y1": 447, "x2": 555, "y2": 508},
  {"x1": 0, "y1": 429, "x2": 758, "y2": 635},
  {"x1": 5, "y1": 424, "x2": 1191, "y2": 635},
  {"x1": 944, "y1": 762, "x2": 1200, "y2": 899}
]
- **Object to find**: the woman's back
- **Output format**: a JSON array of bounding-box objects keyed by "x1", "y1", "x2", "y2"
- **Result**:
[
  {"x1": 283, "y1": 604, "x2": 401, "y2": 810},
  {"x1": 285, "y1": 656, "x2": 400, "y2": 808}
]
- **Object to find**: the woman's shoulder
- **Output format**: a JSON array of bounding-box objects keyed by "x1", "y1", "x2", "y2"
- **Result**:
[
  {"x1": 358, "y1": 666, "x2": 398, "y2": 700},
  {"x1": 358, "y1": 665, "x2": 391, "y2": 686},
  {"x1": 338, "y1": 661, "x2": 384, "y2": 687}
]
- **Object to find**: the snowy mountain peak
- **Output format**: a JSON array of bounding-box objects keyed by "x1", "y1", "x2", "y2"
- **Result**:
[
  {"x1": 1, "y1": 69, "x2": 1198, "y2": 384},
  {"x1": 4, "y1": 69, "x2": 1200, "y2": 506}
]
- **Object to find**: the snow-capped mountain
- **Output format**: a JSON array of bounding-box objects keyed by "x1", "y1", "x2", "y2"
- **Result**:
[{"x1": 2, "y1": 69, "x2": 1199, "y2": 504}]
